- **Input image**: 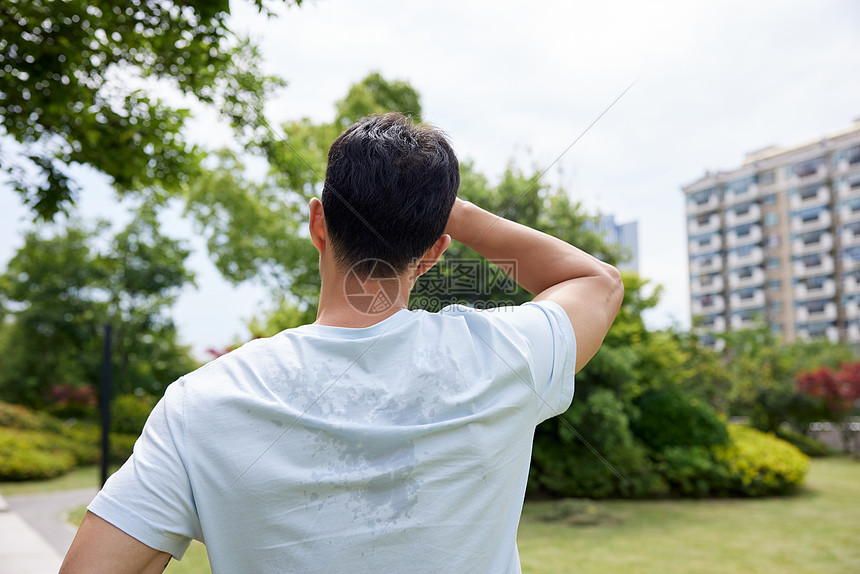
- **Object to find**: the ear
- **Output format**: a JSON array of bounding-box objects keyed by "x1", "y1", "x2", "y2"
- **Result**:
[
  {"x1": 415, "y1": 234, "x2": 452, "y2": 277},
  {"x1": 308, "y1": 198, "x2": 327, "y2": 254}
]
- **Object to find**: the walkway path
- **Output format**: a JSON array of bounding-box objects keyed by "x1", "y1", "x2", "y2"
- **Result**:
[{"x1": 0, "y1": 488, "x2": 97, "y2": 574}]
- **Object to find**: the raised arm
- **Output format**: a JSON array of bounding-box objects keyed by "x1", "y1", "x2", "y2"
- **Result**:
[{"x1": 445, "y1": 198, "x2": 623, "y2": 372}]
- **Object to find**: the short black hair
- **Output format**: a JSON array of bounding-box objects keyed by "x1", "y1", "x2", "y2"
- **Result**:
[{"x1": 321, "y1": 113, "x2": 460, "y2": 277}]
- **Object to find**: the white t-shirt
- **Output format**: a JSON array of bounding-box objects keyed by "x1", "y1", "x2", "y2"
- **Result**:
[{"x1": 89, "y1": 301, "x2": 576, "y2": 573}]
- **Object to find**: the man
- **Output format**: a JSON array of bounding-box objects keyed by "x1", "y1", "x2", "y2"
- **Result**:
[{"x1": 61, "y1": 113, "x2": 623, "y2": 573}]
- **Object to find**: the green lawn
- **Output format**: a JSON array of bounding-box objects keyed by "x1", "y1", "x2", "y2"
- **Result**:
[
  {"x1": 518, "y1": 456, "x2": 860, "y2": 574},
  {"x1": 4, "y1": 458, "x2": 858, "y2": 573}
]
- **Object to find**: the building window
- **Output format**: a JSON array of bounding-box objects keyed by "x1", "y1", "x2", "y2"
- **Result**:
[
  {"x1": 766, "y1": 233, "x2": 779, "y2": 248},
  {"x1": 799, "y1": 184, "x2": 821, "y2": 201},
  {"x1": 738, "y1": 287, "x2": 757, "y2": 300},
  {"x1": 800, "y1": 253, "x2": 823, "y2": 268},
  {"x1": 767, "y1": 256, "x2": 780, "y2": 269},
  {"x1": 764, "y1": 213, "x2": 778, "y2": 227},
  {"x1": 799, "y1": 230, "x2": 823, "y2": 246},
  {"x1": 737, "y1": 266, "x2": 754, "y2": 279},
  {"x1": 806, "y1": 275, "x2": 827, "y2": 290},
  {"x1": 806, "y1": 300, "x2": 827, "y2": 314},
  {"x1": 794, "y1": 157, "x2": 824, "y2": 178},
  {"x1": 767, "y1": 279, "x2": 781, "y2": 291},
  {"x1": 763, "y1": 193, "x2": 777, "y2": 205},
  {"x1": 759, "y1": 170, "x2": 775, "y2": 186},
  {"x1": 835, "y1": 145, "x2": 860, "y2": 166}
]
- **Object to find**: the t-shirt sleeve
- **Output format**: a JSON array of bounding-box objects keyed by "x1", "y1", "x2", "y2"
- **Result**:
[
  {"x1": 474, "y1": 300, "x2": 576, "y2": 423},
  {"x1": 87, "y1": 379, "x2": 201, "y2": 559},
  {"x1": 519, "y1": 300, "x2": 577, "y2": 421}
]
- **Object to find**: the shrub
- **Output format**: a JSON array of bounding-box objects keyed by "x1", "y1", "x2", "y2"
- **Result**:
[
  {"x1": 631, "y1": 387, "x2": 729, "y2": 451},
  {"x1": 775, "y1": 426, "x2": 831, "y2": 457},
  {"x1": 46, "y1": 384, "x2": 98, "y2": 419},
  {"x1": 653, "y1": 446, "x2": 727, "y2": 497},
  {"x1": 0, "y1": 428, "x2": 77, "y2": 480},
  {"x1": 0, "y1": 403, "x2": 138, "y2": 480},
  {"x1": 529, "y1": 388, "x2": 665, "y2": 498},
  {"x1": 0, "y1": 401, "x2": 66, "y2": 433},
  {"x1": 111, "y1": 393, "x2": 157, "y2": 436},
  {"x1": 714, "y1": 425, "x2": 810, "y2": 496},
  {"x1": 109, "y1": 433, "x2": 139, "y2": 465}
]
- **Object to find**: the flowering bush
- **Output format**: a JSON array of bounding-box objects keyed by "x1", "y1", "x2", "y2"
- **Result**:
[{"x1": 713, "y1": 425, "x2": 810, "y2": 496}]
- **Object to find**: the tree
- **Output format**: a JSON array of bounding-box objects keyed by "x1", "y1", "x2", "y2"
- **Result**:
[
  {"x1": 0, "y1": 213, "x2": 196, "y2": 407},
  {"x1": 797, "y1": 362, "x2": 860, "y2": 452},
  {"x1": 0, "y1": 0, "x2": 299, "y2": 220},
  {"x1": 711, "y1": 326, "x2": 854, "y2": 433}
]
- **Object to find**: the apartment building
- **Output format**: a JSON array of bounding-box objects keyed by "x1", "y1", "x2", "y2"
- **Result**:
[
  {"x1": 683, "y1": 120, "x2": 860, "y2": 346},
  {"x1": 586, "y1": 215, "x2": 639, "y2": 273}
]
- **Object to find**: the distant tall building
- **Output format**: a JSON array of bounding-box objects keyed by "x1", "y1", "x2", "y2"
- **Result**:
[
  {"x1": 683, "y1": 120, "x2": 860, "y2": 345},
  {"x1": 587, "y1": 215, "x2": 639, "y2": 273}
]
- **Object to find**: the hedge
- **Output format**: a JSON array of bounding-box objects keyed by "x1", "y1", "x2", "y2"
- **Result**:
[
  {"x1": 0, "y1": 428, "x2": 77, "y2": 480},
  {"x1": 0, "y1": 401, "x2": 141, "y2": 481},
  {"x1": 714, "y1": 425, "x2": 810, "y2": 496}
]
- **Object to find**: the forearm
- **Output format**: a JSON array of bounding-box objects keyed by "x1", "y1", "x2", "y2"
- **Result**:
[{"x1": 445, "y1": 199, "x2": 616, "y2": 295}]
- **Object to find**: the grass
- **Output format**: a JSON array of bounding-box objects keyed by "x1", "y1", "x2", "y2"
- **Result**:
[
  {"x1": 6, "y1": 458, "x2": 859, "y2": 573},
  {"x1": 518, "y1": 456, "x2": 860, "y2": 573},
  {"x1": 0, "y1": 465, "x2": 106, "y2": 496}
]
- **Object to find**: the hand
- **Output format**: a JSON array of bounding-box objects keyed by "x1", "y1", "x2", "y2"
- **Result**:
[{"x1": 444, "y1": 198, "x2": 473, "y2": 244}]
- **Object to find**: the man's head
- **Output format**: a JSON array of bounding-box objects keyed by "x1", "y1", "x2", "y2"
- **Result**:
[{"x1": 320, "y1": 112, "x2": 460, "y2": 277}]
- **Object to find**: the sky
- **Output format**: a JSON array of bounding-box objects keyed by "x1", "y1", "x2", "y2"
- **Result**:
[{"x1": 2, "y1": 0, "x2": 860, "y2": 359}]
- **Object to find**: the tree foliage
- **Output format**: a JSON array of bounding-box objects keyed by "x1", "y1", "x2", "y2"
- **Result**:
[
  {"x1": 0, "y1": 214, "x2": 196, "y2": 407},
  {"x1": 0, "y1": 0, "x2": 299, "y2": 219},
  {"x1": 797, "y1": 362, "x2": 860, "y2": 418}
]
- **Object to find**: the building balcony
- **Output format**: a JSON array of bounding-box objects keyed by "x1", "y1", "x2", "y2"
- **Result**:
[
  {"x1": 789, "y1": 186, "x2": 829, "y2": 210},
  {"x1": 728, "y1": 267, "x2": 765, "y2": 289},
  {"x1": 725, "y1": 225, "x2": 762, "y2": 248},
  {"x1": 795, "y1": 302, "x2": 838, "y2": 323},
  {"x1": 848, "y1": 322, "x2": 860, "y2": 343},
  {"x1": 694, "y1": 315, "x2": 726, "y2": 334},
  {"x1": 840, "y1": 202, "x2": 860, "y2": 224},
  {"x1": 692, "y1": 295, "x2": 725, "y2": 315},
  {"x1": 791, "y1": 210, "x2": 831, "y2": 233},
  {"x1": 845, "y1": 299, "x2": 860, "y2": 320},
  {"x1": 724, "y1": 183, "x2": 759, "y2": 205},
  {"x1": 789, "y1": 164, "x2": 829, "y2": 186},
  {"x1": 730, "y1": 314, "x2": 762, "y2": 330},
  {"x1": 729, "y1": 289, "x2": 766, "y2": 311},
  {"x1": 792, "y1": 232, "x2": 833, "y2": 256},
  {"x1": 841, "y1": 226, "x2": 860, "y2": 248},
  {"x1": 725, "y1": 203, "x2": 762, "y2": 227},
  {"x1": 687, "y1": 194, "x2": 720, "y2": 215},
  {"x1": 794, "y1": 279, "x2": 836, "y2": 301},
  {"x1": 727, "y1": 246, "x2": 763, "y2": 268},
  {"x1": 796, "y1": 325, "x2": 839, "y2": 343},
  {"x1": 689, "y1": 234, "x2": 722, "y2": 255},
  {"x1": 844, "y1": 275, "x2": 860, "y2": 295},
  {"x1": 843, "y1": 255, "x2": 860, "y2": 273},
  {"x1": 691, "y1": 275, "x2": 724, "y2": 295},
  {"x1": 793, "y1": 255, "x2": 835, "y2": 278},
  {"x1": 688, "y1": 214, "x2": 721, "y2": 235},
  {"x1": 837, "y1": 175, "x2": 860, "y2": 199},
  {"x1": 691, "y1": 255, "x2": 722, "y2": 275}
]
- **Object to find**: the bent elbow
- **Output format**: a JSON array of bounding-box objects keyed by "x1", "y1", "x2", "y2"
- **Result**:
[{"x1": 602, "y1": 263, "x2": 624, "y2": 317}]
